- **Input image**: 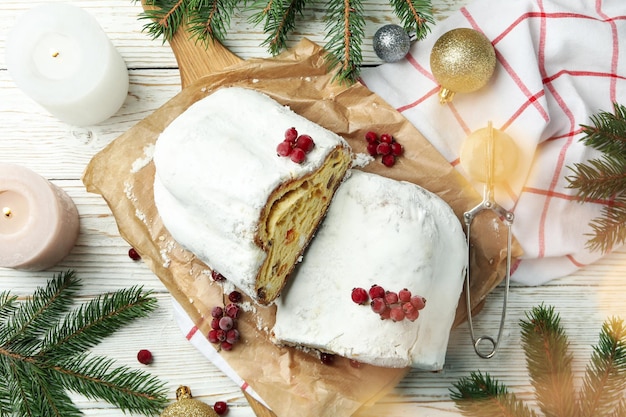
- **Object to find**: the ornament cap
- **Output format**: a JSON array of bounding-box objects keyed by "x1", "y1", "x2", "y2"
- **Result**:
[
  {"x1": 175, "y1": 385, "x2": 193, "y2": 400},
  {"x1": 438, "y1": 87, "x2": 455, "y2": 104}
]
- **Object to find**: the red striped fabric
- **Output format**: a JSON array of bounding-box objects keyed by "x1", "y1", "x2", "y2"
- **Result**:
[{"x1": 360, "y1": 0, "x2": 626, "y2": 285}]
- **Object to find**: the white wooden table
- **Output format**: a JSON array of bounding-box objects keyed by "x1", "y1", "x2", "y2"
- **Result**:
[{"x1": 1, "y1": 1, "x2": 625, "y2": 416}]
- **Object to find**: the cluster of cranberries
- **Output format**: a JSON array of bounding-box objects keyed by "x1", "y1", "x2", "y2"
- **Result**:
[
  {"x1": 276, "y1": 127, "x2": 316, "y2": 164},
  {"x1": 208, "y1": 290, "x2": 243, "y2": 351},
  {"x1": 364, "y1": 131, "x2": 403, "y2": 167},
  {"x1": 351, "y1": 285, "x2": 426, "y2": 322}
]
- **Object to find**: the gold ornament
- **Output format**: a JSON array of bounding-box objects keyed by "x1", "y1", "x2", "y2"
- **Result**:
[
  {"x1": 460, "y1": 123, "x2": 519, "y2": 183},
  {"x1": 430, "y1": 28, "x2": 496, "y2": 104},
  {"x1": 160, "y1": 386, "x2": 218, "y2": 417}
]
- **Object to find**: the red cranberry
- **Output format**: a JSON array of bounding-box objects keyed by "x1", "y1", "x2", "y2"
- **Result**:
[
  {"x1": 376, "y1": 142, "x2": 391, "y2": 155},
  {"x1": 295, "y1": 134, "x2": 315, "y2": 153},
  {"x1": 215, "y1": 329, "x2": 226, "y2": 342},
  {"x1": 366, "y1": 142, "x2": 379, "y2": 157},
  {"x1": 211, "y1": 306, "x2": 224, "y2": 318},
  {"x1": 381, "y1": 154, "x2": 396, "y2": 167},
  {"x1": 410, "y1": 295, "x2": 426, "y2": 310},
  {"x1": 210, "y1": 317, "x2": 221, "y2": 330},
  {"x1": 225, "y1": 303, "x2": 240, "y2": 318},
  {"x1": 365, "y1": 131, "x2": 378, "y2": 143},
  {"x1": 136, "y1": 349, "x2": 153, "y2": 365},
  {"x1": 391, "y1": 141, "x2": 404, "y2": 156},
  {"x1": 219, "y1": 316, "x2": 234, "y2": 331},
  {"x1": 379, "y1": 308, "x2": 391, "y2": 320},
  {"x1": 211, "y1": 270, "x2": 225, "y2": 281},
  {"x1": 320, "y1": 352, "x2": 335, "y2": 365},
  {"x1": 370, "y1": 297, "x2": 387, "y2": 314},
  {"x1": 351, "y1": 287, "x2": 369, "y2": 305},
  {"x1": 276, "y1": 140, "x2": 293, "y2": 156},
  {"x1": 208, "y1": 329, "x2": 220, "y2": 343},
  {"x1": 128, "y1": 248, "x2": 141, "y2": 261},
  {"x1": 228, "y1": 291, "x2": 242, "y2": 303},
  {"x1": 290, "y1": 147, "x2": 306, "y2": 164},
  {"x1": 369, "y1": 285, "x2": 385, "y2": 299},
  {"x1": 380, "y1": 133, "x2": 393, "y2": 143},
  {"x1": 214, "y1": 400, "x2": 229, "y2": 415},
  {"x1": 385, "y1": 291, "x2": 399, "y2": 305},
  {"x1": 226, "y1": 329, "x2": 240, "y2": 344},
  {"x1": 221, "y1": 341, "x2": 233, "y2": 351},
  {"x1": 390, "y1": 306, "x2": 405, "y2": 322},
  {"x1": 398, "y1": 288, "x2": 412, "y2": 303},
  {"x1": 405, "y1": 308, "x2": 420, "y2": 322},
  {"x1": 284, "y1": 127, "x2": 298, "y2": 144}
]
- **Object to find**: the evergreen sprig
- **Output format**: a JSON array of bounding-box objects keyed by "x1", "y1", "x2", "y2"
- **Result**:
[
  {"x1": 135, "y1": 0, "x2": 433, "y2": 82},
  {"x1": 0, "y1": 271, "x2": 168, "y2": 417},
  {"x1": 450, "y1": 304, "x2": 626, "y2": 417},
  {"x1": 566, "y1": 102, "x2": 626, "y2": 253}
]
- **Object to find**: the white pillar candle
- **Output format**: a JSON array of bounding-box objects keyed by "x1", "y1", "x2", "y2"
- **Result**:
[
  {"x1": 0, "y1": 163, "x2": 80, "y2": 271},
  {"x1": 5, "y1": 3, "x2": 129, "y2": 126}
]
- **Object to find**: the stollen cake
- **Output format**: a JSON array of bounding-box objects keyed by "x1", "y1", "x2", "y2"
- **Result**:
[
  {"x1": 271, "y1": 170, "x2": 467, "y2": 369},
  {"x1": 153, "y1": 87, "x2": 352, "y2": 305}
]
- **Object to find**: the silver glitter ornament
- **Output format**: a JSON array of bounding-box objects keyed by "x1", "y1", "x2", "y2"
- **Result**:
[{"x1": 373, "y1": 24, "x2": 411, "y2": 63}]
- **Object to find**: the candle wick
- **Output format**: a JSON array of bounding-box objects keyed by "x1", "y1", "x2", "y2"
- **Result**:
[{"x1": 2, "y1": 207, "x2": 11, "y2": 218}]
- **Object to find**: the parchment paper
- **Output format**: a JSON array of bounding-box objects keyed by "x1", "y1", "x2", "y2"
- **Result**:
[{"x1": 83, "y1": 39, "x2": 522, "y2": 417}]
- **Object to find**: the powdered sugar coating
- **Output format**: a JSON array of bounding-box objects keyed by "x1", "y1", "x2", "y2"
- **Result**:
[
  {"x1": 272, "y1": 170, "x2": 467, "y2": 369},
  {"x1": 153, "y1": 87, "x2": 349, "y2": 300}
]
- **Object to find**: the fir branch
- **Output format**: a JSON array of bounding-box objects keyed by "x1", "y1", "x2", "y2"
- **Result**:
[
  {"x1": 520, "y1": 305, "x2": 576, "y2": 417},
  {"x1": 249, "y1": 0, "x2": 308, "y2": 55},
  {"x1": 0, "y1": 271, "x2": 167, "y2": 417},
  {"x1": 139, "y1": 0, "x2": 189, "y2": 41},
  {"x1": 450, "y1": 371, "x2": 538, "y2": 417},
  {"x1": 567, "y1": 154, "x2": 626, "y2": 201},
  {"x1": 2, "y1": 271, "x2": 78, "y2": 355},
  {"x1": 451, "y1": 305, "x2": 626, "y2": 417},
  {"x1": 186, "y1": 0, "x2": 237, "y2": 43},
  {"x1": 577, "y1": 317, "x2": 626, "y2": 417},
  {"x1": 387, "y1": 0, "x2": 433, "y2": 40},
  {"x1": 586, "y1": 194, "x2": 626, "y2": 253},
  {"x1": 0, "y1": 291, "x2": 18, "y2": 321},
  {"x1": 47, "y1": 353, "x2": 166, "y2": 415},
  {"x1": 135, "y1": 0, "x2": 434, "y2": 83},
  {"x1": 566, "y1": 102, "x2": 626, "y2": 254},
  {"x1": 323, "y1": 0, "x2": 365, "y2": 83},
  {"x1": 39, "y1": 286, "x2": 157, "y2": 359},
  {"x1": 580, "y1": 102, "x2": 626, "y2": 157}
]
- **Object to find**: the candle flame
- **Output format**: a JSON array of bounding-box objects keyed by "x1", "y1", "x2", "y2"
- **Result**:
[
  {"x1": 51, "y1": 49, "x2": 60, "y2": 58},
  {"x1": 2, "y1": 207, "x2": 11, "y2": 218}
]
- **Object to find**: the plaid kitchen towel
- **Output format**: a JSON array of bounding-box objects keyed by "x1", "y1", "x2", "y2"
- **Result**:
[{"x1": 360, "y1": 0, "x2": 626, "y2": 285}]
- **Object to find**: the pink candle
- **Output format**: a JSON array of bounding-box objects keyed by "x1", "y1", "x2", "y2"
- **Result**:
[{"x1": 0, "y1": 163, "x2": 79, "y2": 271}]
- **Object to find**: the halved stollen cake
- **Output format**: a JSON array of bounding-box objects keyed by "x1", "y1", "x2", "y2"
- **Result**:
[
  {"x1": 272, "y1": 170, "x2": 467, "y2": 368},
  {"x1": 153, "y1": 87, "x2": 352, "y2": 305}
]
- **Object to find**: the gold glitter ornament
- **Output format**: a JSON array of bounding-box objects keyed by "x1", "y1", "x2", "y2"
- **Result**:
[
  {"x1": 160, "y1": 386, "x2": 219, "y2": 417},
  {"x1": 430, "y1": 28, "x2": 496, "y2": 104}
]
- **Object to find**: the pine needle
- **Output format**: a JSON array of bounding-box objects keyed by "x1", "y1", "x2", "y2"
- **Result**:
[
  {"x1": 387, "y1": 0, "x2": 433, "y2": 39},
  {"x1": 450, "y1": 371, "x2": 538, "y2": 417},
  {"x1": 520, "y1": 305, "x2": 576, "y2": 417},
  {"x1": 0, "y1": 271, "x2": 168, "y2": 416},
  {"x1": 323, "y1": 0, "x2": 365, "y2": 83},
  {"x1": 577, "y1": 318, "x2": 626, "y2": 417},
  {"x1": 566, "y1": 102, "x2": 626, "y2": 253}
]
